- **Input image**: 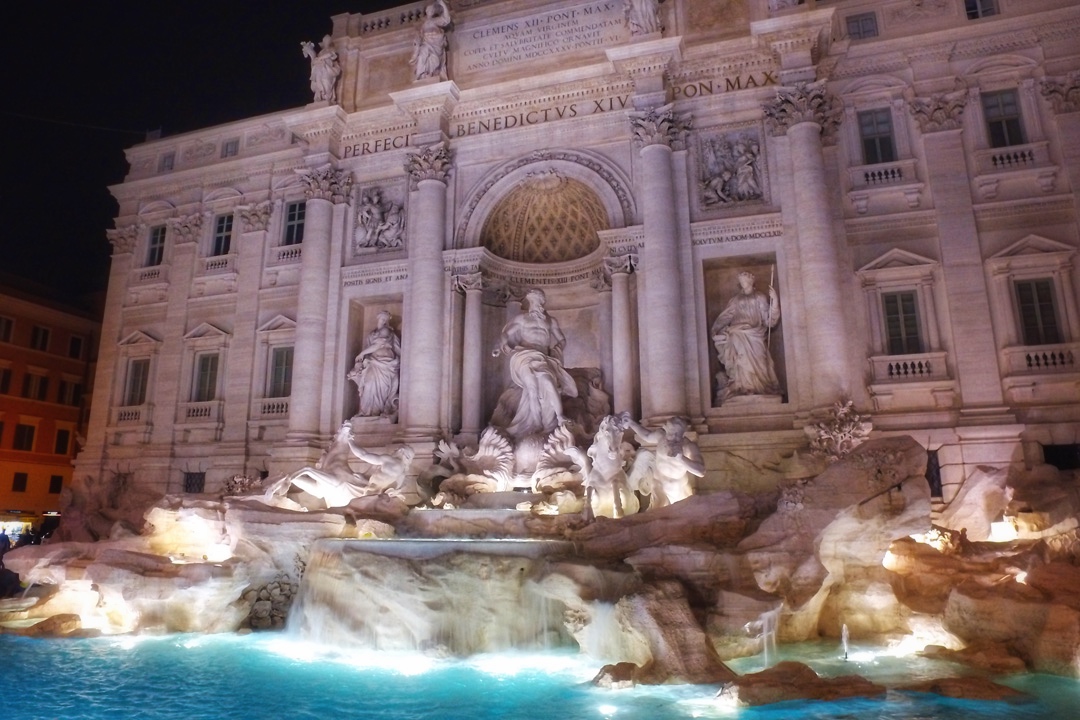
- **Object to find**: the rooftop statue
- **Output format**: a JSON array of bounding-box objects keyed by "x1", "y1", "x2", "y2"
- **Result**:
[
  {"x1": 490, "y1": 288, "x2": 578, "y2": 439},
  {"x1": 411, "y1": 0, "x2": 453, "y2": 81},
  {"x1": 301, "y1": 34, "x2": 341, "y2": 103},
  {"x1": 348, "y1": 311, "x2": 401, "y2": 419},
  {"x1": 624, "y1": 0, "x2": 663, "y2": 36},
  {"x1": 711, "y1": 270, "x2": 781, "y2": 404}
]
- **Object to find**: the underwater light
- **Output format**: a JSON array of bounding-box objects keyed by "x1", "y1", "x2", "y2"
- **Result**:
[{"x1": 598, "y1": 704, "x2": 618, "y2": 716}]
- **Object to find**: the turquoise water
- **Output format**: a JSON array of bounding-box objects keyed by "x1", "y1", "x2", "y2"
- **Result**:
[{"x1": 1, "y1": 634, "x2": 1077, "y2": 719}]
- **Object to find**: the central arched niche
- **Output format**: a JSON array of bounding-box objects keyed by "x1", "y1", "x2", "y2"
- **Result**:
[{"x1": 480, "y1": 171, "x2": 608, "y2": 263}]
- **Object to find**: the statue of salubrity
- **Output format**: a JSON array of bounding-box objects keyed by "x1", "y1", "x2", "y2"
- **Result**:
[
  {"x1": 711, "y1": 270, "x2": 782, "y2": 404},
  {"x1": 348, "y1": 311, "x2": 401, "y2": 420},
  {"x1": 301, "y1": 34, "x2": 341, "y2": 103}
]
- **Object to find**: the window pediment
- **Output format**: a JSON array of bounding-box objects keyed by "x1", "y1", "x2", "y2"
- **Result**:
[
  {"x1": 257, "y1": 315, "x2": 297, "y2": 334},
  {"x1": 184, "y1": 322, "x2": 230, "y2": 341},
  {"x1": 118, "y1": 330, "x2": 161, "y2": 347},
  {"x1": 858, "y1": 249, "x2": 938, "y2": 283}
]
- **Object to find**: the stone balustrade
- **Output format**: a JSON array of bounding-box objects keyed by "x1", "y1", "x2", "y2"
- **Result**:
[{"x1": 869, "y1": 351, "x2": 950, "y2": 384}]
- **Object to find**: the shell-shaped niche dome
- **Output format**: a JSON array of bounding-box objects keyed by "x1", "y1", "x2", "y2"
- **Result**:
[{"x1": 481, "y1": 171, "x2": 608, "y2": 263}]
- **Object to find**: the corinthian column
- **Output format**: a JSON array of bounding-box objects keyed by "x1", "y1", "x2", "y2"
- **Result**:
[
  {"x1": 630, "y1": 104, "x2": 691, "y2": 419},
  {"x1": 764, "y1": 82, "x2": 852, "y2": 407},
  {"x1": 402, "y1": 142, "x2": 452, "y2": 435},
  {"x1": 288, "y1": 165, "x2": 352, "y2": 441}
]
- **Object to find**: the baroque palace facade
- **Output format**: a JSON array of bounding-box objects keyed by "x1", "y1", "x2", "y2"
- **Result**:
[{"x1": 81, "y1": 0, "x2": 1080, "y2": 509}]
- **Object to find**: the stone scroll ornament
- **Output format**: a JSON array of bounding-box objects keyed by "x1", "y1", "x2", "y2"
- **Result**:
[
  {"x1": 405, "y1": 141, "x2": 453, "y2": 187},
  {"x1": 1040, "y1": 72, "x2": 1080, "y2": 115},
  {"x1": 106, "y1": 225, "x2": 140, "y2": 255},
  {"x1": 355, "y1": 188, "x2": 405, "y2": 250},
  {"x1": 906, "y1": 82, "x2": 969, "y2": 133},
  {"x1": 699, "y1": 130, "x2": 764, "y2": 206},
  {"x1": 763, "y1": 82, "x2": 842, "y2": 141},
  {"x1": 629, "y1": 103, "x2": 693, "y2": 149},
  {"x1": 297, "y1": 165, "x2": 353, "y2": 203},
  {"x1": 301, "y1": 34, "x2": 342, "y2": 103},
  {"x1": 239, "y1": 202, "x2": 272, "y2": 233}
]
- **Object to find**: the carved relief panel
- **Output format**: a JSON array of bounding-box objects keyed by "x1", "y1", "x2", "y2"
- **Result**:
[
  {"x1": 351, "y1": 183, "x2": 408, "y2": 257},
  {"x1": 694, "y1": 126, "x2": 769, "y2": 215}
]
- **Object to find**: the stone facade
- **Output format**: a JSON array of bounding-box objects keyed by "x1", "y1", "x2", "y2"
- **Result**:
[{"x1": 80, "y1": 0, "x2": 1080, "y2": 513}]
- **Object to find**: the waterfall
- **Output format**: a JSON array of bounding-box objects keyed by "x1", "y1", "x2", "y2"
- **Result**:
[{"x1": 842, "y1": 623, "x2": 850, "y2": 660}]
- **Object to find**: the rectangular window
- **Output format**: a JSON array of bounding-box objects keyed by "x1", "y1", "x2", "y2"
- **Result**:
[
  {"x1": 221, "y1": 138, "x2": 240, "y2": 158},
  {"x1": 268, "y1": 346, "x2": 294, "y2": 398},
  {"x1": 158, "y1": 152, "x2": 175, "y2": 172},
  {"x1": 212, "y1": 214, "x2": 234, "y2": 256},
  {"x1": 13, "y1": 424, "x2": 35, "y2": 451},
  {"x1": 0, "y1": 316, "x2": 12, "y2": 342},
  {"x1": 58, "y1": 380, "x2": 82, "y2": 406},
  {"x1": 54, "y1": 429, "x2": 71, "y2": 455},
  {"x1": 858, "y1": 109, "x2": 896, "y2": 165},
  {"x1": 883, "y1": 292, "x2": 922, "y2": 355},
  {"x1": 49, "y1": 475, "x2": 64, "y2": 494},
  {"x1": 965, "y1": 0, "x2": 998, "y2": 20},
  {"x1": 12, "y1": 472, "x2": 28, "y2": 493},
  {"x1": 30, "y1": 325, "x2": 51, "y2": 352},
  {"x1": 183, "y1": 472, "x2": 206, "y2": 493},
  {"x1": 68, "y1": 335, "x2": 84, "y2": 359},
  {"x1": 283, "y1": 201, "x2": 306, "y2": 246},
  {"x1": 0, "y1": 421, "x2": 4, "y2": 445},
  {"x1": 982, "y1": 89, "x2": 1025, "y2": 148},
  {"x1": 846, "y1": 12, "x2": 878, "y2": 40},
  {"x1": 124, "y1": 358, "x2": 150, "y2": 406},
  {"x1": 146, "y1": 225, "x2": 167, "y2": 267},
  {"x1": 1015, "y1": 279, "x2": 1062, "y2": 346},
  {"x1": 0, "y1": 368, "x2": 10, "y2": 394},
  {"x1": 192, "y1": 353, "x2": 219, "y2": 402},
  {"x1": 22, "y1": 373, "x2": 49, "y2": 401}
]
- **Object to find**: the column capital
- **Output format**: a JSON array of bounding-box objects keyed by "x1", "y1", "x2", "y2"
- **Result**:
[
  {"x1": 1040, "y1": 72, "x2": 1080, "y2": 115},
  {"x1": 605, "y1": 252, "x2": 638, "y2": 275},
  {"x1": 762, "y1": 81, "x2": 841, "y2": 139},
  {"x1": 106, "y1": 224, "x2": 141, "y2": 255},
  {"x1": 238, "y1": 201, "x2": 273, "y2": 233},
  {"x1": 906, "y1": 82, "x2": 969, "y2": 133},
  {"x1": 297, "y1": 164, "x2": 353, "y2": 203},
  {"x1": 405, "y1": 141, "x2": 453, "y2": 187},
  {"x1": 629, "y1": 103, "x2": 692, "y2": 149},
  {"x1": 168, "y1": 213, "x2": 203, "y2": 244}
]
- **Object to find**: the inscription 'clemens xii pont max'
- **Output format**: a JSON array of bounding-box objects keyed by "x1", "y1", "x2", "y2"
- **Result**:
[{"x1": 455, "y1": 1, "x2": 626, "y2": 74}]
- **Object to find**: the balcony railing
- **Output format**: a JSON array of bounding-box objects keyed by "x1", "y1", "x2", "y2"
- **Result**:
[
  {"x1": 272, "y1": 245, "x2": 302, "y2": 265},
  {"x1": 869, "y1": 351, "x2": 950, "y2": 383},
  {"x1": 111, "y1": 403, "x2": 151, "y2": 425},
  {"x1": 1003, "y1": 342, "x2": 1078, "y2": 375},
  {"x1": 848, "y1": 158, "x2": 919, "y2": 189},
  {"x1": 179, "y1": 400, "x2": 224, "y2": 423},
  {"x1": 131, "y1": 265, "x2": 169, "y2": 285},
  {"x1": 973, "y1": 140, "x2": 1051, "y2": 176},
  {"x1": 254, "y1": 398, "x2": 290, "y2": 418},
  {"x1": 200, "y1": 254, "x2": 236, "y2": 275}
]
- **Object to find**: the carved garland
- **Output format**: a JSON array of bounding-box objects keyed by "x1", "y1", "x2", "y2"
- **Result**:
[
  {"x1": 906, "y1": 84, "x2": 969, "y2": 133},
  {"x1": 168, "y1": 214, "x2": 203, "y2": 244},
  {"x1": 455, "y1": 150, "x2": 635, "y2": 246},
  {"x1": 239, "y1": 202, "x2": 273, "y2": 232}
]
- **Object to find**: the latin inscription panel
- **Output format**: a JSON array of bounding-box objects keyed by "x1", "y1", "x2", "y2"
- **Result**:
[{"x1": 455, "y1": 1, "x2": 627, "y2": 74}]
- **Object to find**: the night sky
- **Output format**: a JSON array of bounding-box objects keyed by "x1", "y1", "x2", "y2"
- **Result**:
[{"x1": 1, "y1": 1, "x2": 402, "y2": 306}]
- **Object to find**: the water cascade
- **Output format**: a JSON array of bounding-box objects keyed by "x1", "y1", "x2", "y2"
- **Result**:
[{"x1": 841, "y1": 623, "x2": 850, "y2": 661}]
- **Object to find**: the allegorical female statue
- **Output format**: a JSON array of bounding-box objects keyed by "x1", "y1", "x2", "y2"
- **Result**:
[
  {"x1": 348, "y1": 311, "x2": 401, "y2": 418},
  {"x1": 711, "y1": 271, "x2": 781, "y2": 403},
  {"x1": 301, "y1": 35, "x2": 341, "y2": 103},
  {"x1": 411, "y1": 0, "x2": 453, "y2": 81}
]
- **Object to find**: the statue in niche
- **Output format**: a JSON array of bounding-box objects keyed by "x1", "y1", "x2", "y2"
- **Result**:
[
  {"x1": 623, "y1": 0, "x2": 663, "y2": 36},
  {"x1": 622, "y1": 414, "x2": 704, "y2": 509},
  {"x1": 490, "y1": 288, "x2": 578, "y2": 439},
  {"x1": 355, "y1": 189, "x2": 405, "y2": 250},
  {"x1": 262, "y1": 422, "x2": 369, "y2": 508},
  {"x1": 701, "y1": 133, "x2": 763, "y2": 206},
  {"x1": 348, "y1": 311, "x2": 401, "y2": 419},
  {"x1": 711, "y1": 271, "x2": 781, "y2": 404},
  {"x1": 411, "y1": 0, "x2": 452, "y2": 82},
  {"x1": 301, "y1": 35, "x2": 341, "y2": 103}
]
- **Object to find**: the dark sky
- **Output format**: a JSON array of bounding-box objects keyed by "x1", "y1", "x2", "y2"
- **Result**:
[{"x1": 1, "y1": 1, "x2": 401, "y2": 305}]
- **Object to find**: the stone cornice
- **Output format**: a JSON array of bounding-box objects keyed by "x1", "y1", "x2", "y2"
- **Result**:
[
  {"x1": 952, "y1": 30, "x2": 1040, "y2": 60},
  {"x1": 690, "y1": 214, "x2": 783, "y2": 248}
]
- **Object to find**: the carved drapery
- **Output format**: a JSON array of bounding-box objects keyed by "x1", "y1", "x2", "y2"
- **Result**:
[
  {"x1": 405, "y1": 141, "x2": 453, "y2": 187},
  {"x1": 239, "y1": 202, "x2": 272, "y2": 232},
  {"x1": 106, "y1": 225, "x2": 140, "y2": 255},
  {"x1": 168, "y1": 214, "x2": 203, "y2": 244},
  {"x1": 1040, "y1": 72, "x2": 1080, "y2": 115},
  {"x1": 297, "y1": 165, "x2": 353, "y2": 203},
  {"x1": 629, "y1": 103, "x2": 692, "y2": 149},
  {"x1": 907, "y1": 85, "x2": 969, "y2": 133},
  {"x1": 762, "y1": 82, "x2": 842, "y2": 140}
]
